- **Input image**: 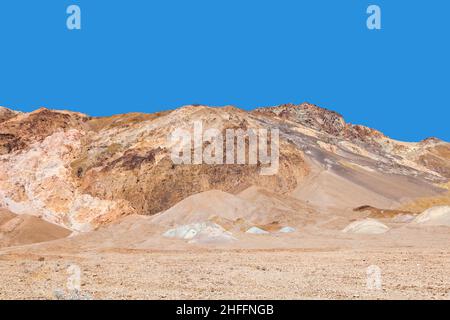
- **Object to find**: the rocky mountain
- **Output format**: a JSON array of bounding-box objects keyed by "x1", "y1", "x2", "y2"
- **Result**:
[{"x1": 0, "y1": 103, "x2": 448, "y2": 231}]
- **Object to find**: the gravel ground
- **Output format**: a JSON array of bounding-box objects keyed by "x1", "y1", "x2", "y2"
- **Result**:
[{"x1": 0, "y1": 247, "x2": 449, "y2": 300}]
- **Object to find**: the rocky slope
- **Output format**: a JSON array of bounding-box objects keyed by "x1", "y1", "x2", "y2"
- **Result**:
[
  {"x1": 0, "y1": 208, "x2": 70, "y2": 247},
  {"x1": 0, "y1": 103, "x2": 448, "y2": 231}
]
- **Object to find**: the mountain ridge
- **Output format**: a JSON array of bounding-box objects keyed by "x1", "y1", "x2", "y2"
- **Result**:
[{"x1": 0, "y1": 102, "x2": 448, "y2": 231}]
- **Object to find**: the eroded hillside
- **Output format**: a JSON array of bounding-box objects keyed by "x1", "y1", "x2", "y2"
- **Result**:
[{"x1": 0, "y1": 103, "x2": 448, "y2": 231}]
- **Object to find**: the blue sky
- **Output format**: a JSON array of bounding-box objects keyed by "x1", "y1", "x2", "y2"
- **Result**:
[{"x1": 0, "y1": 1, "x2": 448, "y2": 141}]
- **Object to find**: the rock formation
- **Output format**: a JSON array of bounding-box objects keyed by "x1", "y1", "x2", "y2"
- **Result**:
[{"x1": 0, "y1": 103, "x2": 448, "y2": 231}]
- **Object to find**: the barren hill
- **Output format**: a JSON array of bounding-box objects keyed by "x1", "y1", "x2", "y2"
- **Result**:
[
  {"x1": 0, "y1": 208, "x2": 70, "y2": 247},
  {"x1": 0, "y1": 103, "x2": 448, "y2": 231}
]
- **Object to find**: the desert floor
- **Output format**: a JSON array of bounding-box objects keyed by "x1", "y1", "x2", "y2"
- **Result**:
[{"x1": 0, "y1": 222, "x2": 449, "y2": 300}]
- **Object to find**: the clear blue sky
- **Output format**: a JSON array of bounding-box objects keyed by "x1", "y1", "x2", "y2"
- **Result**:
[{"x1": 0, "y1": 1, "x2": 448, "y2": 141}]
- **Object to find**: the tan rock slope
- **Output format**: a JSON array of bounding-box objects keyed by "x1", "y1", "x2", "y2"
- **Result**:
[
  {"x1": 0, "y1": 103, "x2": 448, "y2": 232},
  {"x1": 0, "y1": 208, "x2": 70, "y2": 247}
]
